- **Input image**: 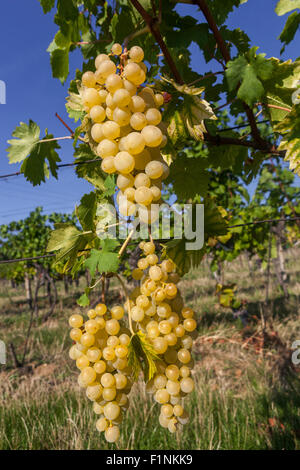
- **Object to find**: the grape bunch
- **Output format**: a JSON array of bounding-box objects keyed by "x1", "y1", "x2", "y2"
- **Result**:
[
  {"x1": 68, "y1": 303, "x2": 133, "y2": 443},
  {"x1": 80, "y1": 43, "x2": 169, "y2": 224},
  {"x1": 129, "y1": 240, "x2": 197, "y2": 433}
]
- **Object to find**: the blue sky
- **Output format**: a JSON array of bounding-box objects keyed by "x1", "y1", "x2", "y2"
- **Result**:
[{"x1": 0, "y1": 0, "x2": 299, "y2": 225}]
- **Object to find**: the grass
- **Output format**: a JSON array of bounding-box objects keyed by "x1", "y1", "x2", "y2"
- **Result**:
[{"x1": 0, "y1": 249, "x2": 299, "y2": 450}]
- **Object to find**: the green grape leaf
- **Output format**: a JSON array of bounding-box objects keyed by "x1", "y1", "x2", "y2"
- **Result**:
[
  {"x1": 38, "y1": 0, "x2": 55, "y2": 14},
  {"x1": 278, "y1": 12, "x2": 300, "y2": 53},
  {"x1": 84, "y1": 240, "x2": 120, "y2": 277},
  {"x1": 226, "y1": 47, "x2": 274, "y2": 106},
  {"x1": 276, "y1": 0, "x2": 300, "y2": 15},
  {"x1": 49, "y1": 48, "x2": 70, "y2": 84},
  {"x1": 128, "y1": 331, "x2": 160, "y2": 382},
  {"x1": 275, "y1": 105, "x2": 300, "y2": 175},
  {"x1": 47, "y1": 223, "x2": 93, "y2": 266},
  {"x1": 204, "y1": 199, "x2": 229, "y2": 237},
  {"x1": 74, "y1": 144, "x2": 106, "y2": 189},
  {"x1": 77, "y1": 292, "x2": 90, "y2": 307},
  {"x1": 7, "y1": 120, "x2": 40, "y2": 164},
  {"x1": 66, "y1": 83, "x2": 86, "y2": 122},
  {"x1": 167, "y1": 155, "x2": 209, "y2": 199},
  {"x1": 162, "y1": 238, "x2": 206, "y2": 276},
  {"x1": 75, "y1": 192, "x2": 97, "y2": 232}
]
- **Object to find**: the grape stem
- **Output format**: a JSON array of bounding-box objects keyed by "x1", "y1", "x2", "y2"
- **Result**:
[
  {"x1": 118, "y1": 229, "x2": 135, "y2": 258},
  {"x1": 114, "y1": 273, "x2": 135, "y2": 335}
]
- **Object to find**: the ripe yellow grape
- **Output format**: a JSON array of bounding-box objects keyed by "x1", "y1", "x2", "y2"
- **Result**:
[
  {"x1": 124, "y1": 187, "x2": 136, "y2": 201},
  {"x1": 81, "y1": 332, "x2": 95, "y2": 348},
  {"x1": 145, "y1": 108, "x2": 162, "y2": 126},
  {"x1": 135, "y1": 186, "x2": 153, "y2": 206},
  {"x1": 119, "y1": 334, "x2": 131, "y2": 346},
  {"x1": 106, "y1": 92, "x2": 116, "y2": 109},
  {"x1": 83, "y1": 88, "x2": 102, "y2": 108},
  {"x1": 161, "y1": 404, "x2": 173, "y2": 418},
  {"x1": 149, "y1": 265, "x2": 163, "y2": 281},
  {"x1": 123, "y1": 79, "x2": 137, "y2": 96},
  {"x1": 69, "y1": 314, "x2": 83, "y2": 328},
  {"x1": 165, "y1": 332, "x2": 177, "y2": 346},
  {"x1": 95, "y1": 53, "x2": 109, "y2": 68},
  {"x1": 76, "y1": 355, "x2": 90, "y2": 369},
  {"x1": 158, "y1": 320, "x2": 172, "y2": 335},
  {"x1": 111, "y1": 305, "x2": 124, "y2": 320},
  {"x1": 94, "y1": 360, "x2": 106, "y2": 375},
  {"x1": 150, "y1": 185, "x2": 161, "y2": 201},
  {"x1": 80, "y1": 367, "x2": 97, "y2": 387},
  {"x1": 141, "y1": 125, "x2": 163, "y2": 147},
  {"x1": 102, "y1": 121, "x2": 120, "y2": 140},
  {"x1": 85, "y1": 319, "x2": 99, "y2": 334},
  {"x1": 113, "y1": 107, "x2": 131, "y2": 126},
  {"x1": 102, "y1": 387, "x2": 117, "y2": 401},
  {"x1": 102, "y1": 346, "x2": 116, "y2": 361},
  {"x1": 183, "y1": 318, "x2": 197, "y2": 332},
  {"x1": 145, "y1": 161, "x2": 164, "y2": 179},
  {"x1": 154, "y1": 388, "x2": 170, "y2": 404},
  {"x1": 168, "y1": 417, "x2": 177, "y2": 433},
  {"x1": 153, "y1": 337, "x2": 168, "y2": 354},
  {"x1": 166, "y1": 380, "x2": 181, "y2": 396},
  {"x1": 114, "y1": 151, "x2": 135, "y2": 174},
  {"x1": 97, "y1": 139, "x2": 118, "y2": 158},
  {"x1": 177, "y1": 348, "x2": 191, "y2": 364},
  {"x1": 154, "y1": 93, "x2": 164, "y2": 107},
  {"x1": 107, "y1": 336, "x2": 120, "y2": 347},
  {"x1": 113, "y1": 88, "x2": 132, "y2": 108},
  {"x1": 87, "y1": 309, "x2": 97, "y2": 319},
  {"x1": 154, "y1": 288, "x2": 166, "y2": 302},
  {"x1": 96, "y1": 60, "x2": 117, "y2": 80},
  {"x1": 90, "y1": 105, "x2": 106, "y2": 123},
  {"x1": 105, "y1": 319, "x2": 120, "y2": 336},
  {"x1": 86, "y1": 347, "x2": 102, "y2": 362},
  {"x1": 86, "y1": 382, "x2": 103, "y2": 401},
  {"x1": 146, "y1": 253, "x2": 158, "y2": 265},
  {"x1": 129, "y1": 45, "x2": 144, "y2": 62},
  {"x1": 134, "y1": 172, "x2": 150, "y2": 188},
  {"x1": 96, "y1": 303, "x2": 107, "y2": 316},
  {"x1": 181, "y1": 335, "x2": 193, "y2": 349},
  {"x1": 180, "y1": 377, "x2": 195, "y2": 393},
  {"x1": 93, "y1": 402, "x2": 104, "y2": 415},
  {"x1": 106, "y1": 73, "x2": 123, "y2": 93},
  {"x1": 82, "y1": 71, "x2": 96, "y2": 88},
  {"x1": 115, "y1": 345, "x2": 128, "y2": 358},
  {"x1": 114, "y1": 373, "x2": 127, "y2": 389},
  {"x1": 105, "y1": 425, "x2": 120, "y2": 443},
  {"x1": 161, "y1": 259, "x2": 175, "y2": 273},
  {"x1": 159, "y1": 414, "x2": 171, "y2": 428},
  {"x1": 104, "y1": 402, "x2": 121, "y2": 420},
  {"x1": 129, "y1": 95, "x2": 146, "y2": 113},
  {"x1": 125, "y1": 132, "x2": 146, "y2": 155},
  {"x1": 101, "y1": 156, "x2": 116, "y2": 174},
  {"x1": 112, "y1": 43, "x2": 122, "y2": 55},
  {"x1": 130, "y1": 112, "x2": 147, "y2": 130},
  {"x1": 70, "y1": 328, "x2": 82, "y2": 342},
  {"x1": 136, "y1": 294, "x2": 150, "y2": 309},
  {"x1": 131, "y1": 306, "x2": 145, "y2": 322},
  {"x1": 101, "y1": 372, "x2": 116, "y2": 388},
  {"x1": 98, "y1": 89, "x2": 108, "y2": 103},
  {"x1": 117, "y1": 173, "x2": 134, "y2": 190}
]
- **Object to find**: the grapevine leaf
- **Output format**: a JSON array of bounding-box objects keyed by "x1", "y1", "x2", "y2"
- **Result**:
[
  {"x1": 74, "y1": 144, "x2": 106, "y2": 189},
  {"x1": 203, "y1": 199, "x2": 229, "y2": 237},
  {"x1": 162, "y1": 238, "x2": 206, "y2": 276},
  {"x1": 77, "y1": 292, "x2": 90, "y2": 307},
  {"x1": 167, "y1": 155, "x2": 209, "y2": 199},
  {"x1": 274, "y1": 105, "x2": 300, "y2": 175},
  {"x1": 75, "y1": 191, "x2": 97, "y2": 232},
  {"x1": 278, "y1": 12, "x2": 300, "y2": 52},
  {"x1": 226, "y1": 47, "x2": 274, "y2": 106},
  {"x1": 7, "y1": 120, "x2": 40, "y2": 164},
  {"x1": 84, "y1": 241, "x2": 119, "y2": 277},
  {"x1": 47, "y1": 223, "x2": 93, "y2": 266},
  {"x1": 128, "y1": 331, "x2": 160, "y2": 382},
  {"x1": 66, "y1": 83, "x2": 86, "y2": 122},
  {"x1": 20, "y1": 133, "x2": 61, "y2": 186},
  {"x1": 38, "y1": 0, "x2": 55, "y2": 14},
  {"x1": 275, "y1": 0, "x2": 300, "y2": 15}
]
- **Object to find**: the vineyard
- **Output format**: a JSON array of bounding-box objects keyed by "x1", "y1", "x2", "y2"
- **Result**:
[{"x1": 0, "y1": 0, "x2": 300, "y2": 452}]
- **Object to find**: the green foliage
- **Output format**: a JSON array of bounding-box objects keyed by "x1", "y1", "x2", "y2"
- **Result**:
[
  {"x1": 84, "y1": 240, "x2": 120, "y2": 277},
  {"x1": 276, "y1": 0, "x2": 300, "y2": 15},
  {"x1": 128, "y1": 331, "x2": 160, "y2": 382},
  {"x1": 226, "y1": 47, "x2": 274, "y2": 106},
  {"x1": 6, "y1": 121, "x2": 61, "y2": 185},
  {"x1": 278, "y1": 12, "x2": 300, "y2": 53},
  {"x1": 275, "y1": 106, "x2": 300, "y2": 176}
]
